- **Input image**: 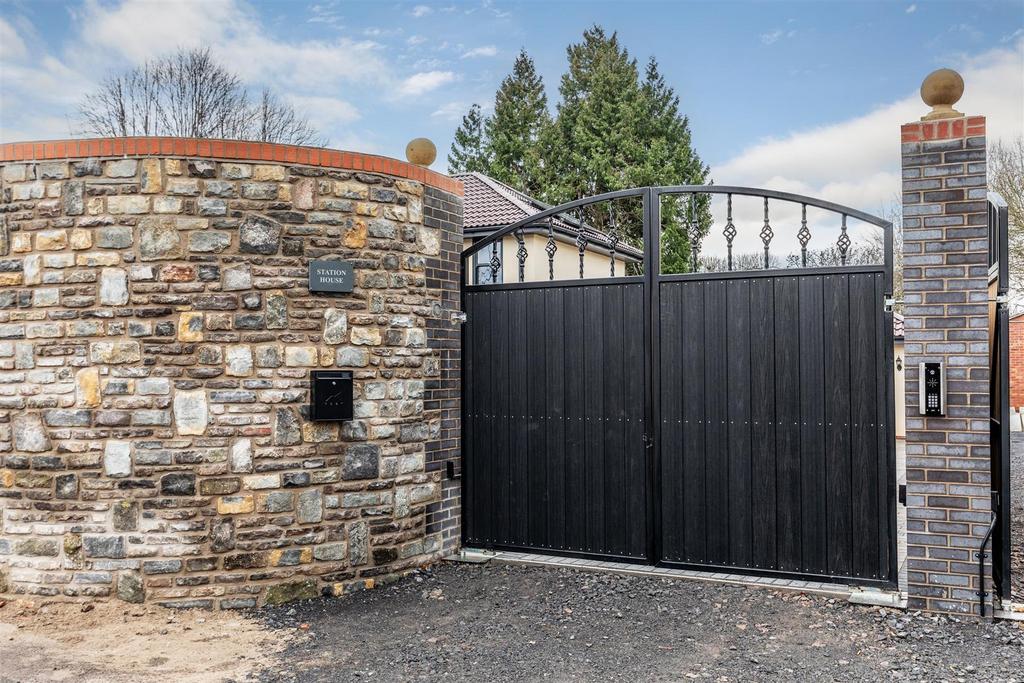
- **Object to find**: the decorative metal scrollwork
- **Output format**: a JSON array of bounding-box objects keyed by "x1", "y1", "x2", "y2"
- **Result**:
[
  {"x1": 688, "y1": 195, "x2": 702, "y2": 273},
  {"x1": 759, "y1": 197, "x2": 774, "y2": 269},
  {"x1": 515, "y1": 228, "x2": 527, "y2": 282},
  {"x1": 837, "y1": 214, "x2": 851, "y2": 266},
  {"x1": 575, "y1": 213, "x2": 588, "y2": 279},
  {"x1": 798, "y1": 203, "x2": 811, "y2": 267},
  {"x1": 545, "y1": 217, "x2": 557, "y2": 281},
  {"x1": 489, "y1": 241, "x2": 501, "y2": 282},
  {"x1": 607, "y1": 204, "x2": 619, "y2": 277},
  {"x1": 723, "y1": 193, "x2": 736, "y2": 271}
]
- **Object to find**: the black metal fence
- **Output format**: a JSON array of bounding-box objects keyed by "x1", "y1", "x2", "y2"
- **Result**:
[
  {"x1": 462, "y1": 186, "x2": 897, "y2": 587},
  {"x1": 989, "y1": 193, "x2": 1011, "y2": 603}
]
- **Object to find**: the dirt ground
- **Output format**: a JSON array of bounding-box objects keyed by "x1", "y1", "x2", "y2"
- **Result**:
[
  {"x1": 2, "y1": 562, "x2": 1023, "y2": 683},
  {"x1": 0, "y1": 598, "x2": 288, "y2": 683}
]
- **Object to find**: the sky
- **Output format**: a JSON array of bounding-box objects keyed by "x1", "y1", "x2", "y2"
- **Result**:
[{"x1": 1, "y1": 0, "x2": 1022, "y2": 255}]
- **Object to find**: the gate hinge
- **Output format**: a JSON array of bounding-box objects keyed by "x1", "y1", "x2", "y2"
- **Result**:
[
  {"x1": 993, "y1": 294, "x2": 1010, "y2": 309},
  {"x1": 450, "y1": 310, "x2": 468, "y2": 324},
  {"x1": 884, "y1": 297, "x2": 902, "y2": 312}
]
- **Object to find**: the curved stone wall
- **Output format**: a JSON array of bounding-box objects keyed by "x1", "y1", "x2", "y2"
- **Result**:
[{"x1": 0, "y1": 138, "x2": 463, "y2": 608}]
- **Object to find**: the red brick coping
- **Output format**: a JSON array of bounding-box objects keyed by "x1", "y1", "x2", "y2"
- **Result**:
[
  {"x1": 0, "y1": 136, "x2": 463, "y2": 196},
  {"x1": 900, "y1": 116, "x2": 985, "y2": 142}
]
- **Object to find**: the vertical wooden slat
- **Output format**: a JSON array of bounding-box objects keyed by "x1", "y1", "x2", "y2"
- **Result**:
[
  {"x1": 603, "y1": 285, "x2": 627, "y2": 554},
  {"x1": 526, "y1": 289, "x2": 547, "y2": 548},
  {"x1": 658, "y1": 282, "x2": 683, "y2": 561},
  {"x1": 494, "y1": 291, "x2": 511, "y2": 545},
  {"x1": 824, "y1": 274, "x2": 853, "y2": 577},
  {"x1": 774, "y1": 276, "x2": 802, "y2": 572},
  {"x1": 510, "y1": 292, "x2": 530, "y2": 546},
  {"x1": 583, "y1": 286, "x2": 605, "y2": 553},
  {"x1": 798, "y1": 276, "x2": 828, "y2": 574},
  {"x1": 850, "y1": 273, "x2": 879, "y2": 578},
  {"x1": 750, "y1": 277, "x2": 777, "y2": 571},
  {"x1": 462, "y1": 292, "x2": 475, "y2": 544},
  {"x1": 704, "y1": 280, "x2": 730, "y2": 564},
  {"x1": 545, "y1": 287, "x2": 566, "y2": 550},
  {"x1": 726, "y1": 278, "x2": 753, "y2": 568},
  {"x1": 563, "y1": 287, "x2": 587, "y2": 552},
  {"x1": 681, "y1": 281, "x2": 707, "y2": 563},
  {"x1": 624, "y1": 284, "x2": 648, "y2": 558}
]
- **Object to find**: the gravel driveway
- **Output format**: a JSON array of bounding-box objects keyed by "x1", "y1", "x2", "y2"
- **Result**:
[{"x1": 256, "y1": 562, "x2": 1024, "y2": 682}]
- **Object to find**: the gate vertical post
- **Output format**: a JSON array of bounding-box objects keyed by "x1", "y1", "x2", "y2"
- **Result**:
[
  {"x1": 643, "y1": 187, "x2": 662, "y2": 564},
  {"x1": 901, "y1": 70, "x2": 991, "y2": 616}
]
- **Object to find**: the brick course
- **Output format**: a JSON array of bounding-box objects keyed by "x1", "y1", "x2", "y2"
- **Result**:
[
  {"x1": 901, "y1": 116, "x2": 991, "y2": 615},
  {"x1": 1010, "y1": 314, "x2": 1023, "y2": 408}
]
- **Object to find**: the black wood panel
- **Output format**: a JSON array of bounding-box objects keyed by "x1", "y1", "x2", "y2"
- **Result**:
[
  {"x1": 656, "y1": 269, "x2": 894, "y2": 583},
  {"x1": 464, "y1": 267, "x2": 895, "y2": 586},
  {"x1": 463, "y1": 282, "x2": 647, "y2": 560}
]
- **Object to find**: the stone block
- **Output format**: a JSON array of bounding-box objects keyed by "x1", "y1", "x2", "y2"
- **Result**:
[
  {"x1": 217, "y1": 495, "x2": 255, "y2": 515},
  {"x1": 104, "y1": 441, "x2": 132, "y2": 478},
  {"x1": 173, "y1": 389, "x2": 208, "y2": 435},
  {"x1": 297, "y1": 489, "x2": 323, "y2": 524},
  {"x1": 160, "y1": 472, "x2": 196, "y2": 496},
  {"x1": 99, "y1": 268, "x2": 129, "y2": 305},
  {"x1": 239, "y1": 215, "x2": 281, "y2": 254}
]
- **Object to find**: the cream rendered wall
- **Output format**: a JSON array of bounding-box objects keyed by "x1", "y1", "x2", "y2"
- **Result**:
[{"x1": 465, "y1": 234, "x2": 634, "y2": 284}]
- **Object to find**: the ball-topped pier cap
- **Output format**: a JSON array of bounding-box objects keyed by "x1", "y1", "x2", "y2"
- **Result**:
[
  {"x1": 405, "y1": 138, "x2": 437, "y2": 167},
  {"x1": 920, "y1": 68, "x2": 965, "y2": 120}
]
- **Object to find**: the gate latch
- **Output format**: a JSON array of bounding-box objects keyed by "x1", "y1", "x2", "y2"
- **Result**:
[{"x1": 449, "y1": 310, "x2": 468, "y2": 324}]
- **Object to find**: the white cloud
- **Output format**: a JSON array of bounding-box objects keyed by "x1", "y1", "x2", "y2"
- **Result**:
[
  {"x1": 431, "y1": 100, "x2": 471, "y2": 121},
  {"x1": 411, "y1": 5, "x2": 432, "y2": 18},
  {"x1": 287, "y1": 95, "x2": 360, "y2": 126},
  {"x1": 0, "y1": 17, "x2": 27, "y2": 61},
  {"x1": 398, "y1": 70, "x2": 456, "y2": 96},
  {"x1": 906, "y1": 4, "x2": 917, "y2": 14},
  {"x1": 461, "y1": 46, "x2": 498, "y2": 59},
  {"x1": 761, "y1": 30, "x2": 783, "y2": 45},
  {"x1": 704, "y1": 37, "x2": 1024, "y2": 257},
  {"x1": 407, "y1": 35, "x2": 427, "y2": 46}
]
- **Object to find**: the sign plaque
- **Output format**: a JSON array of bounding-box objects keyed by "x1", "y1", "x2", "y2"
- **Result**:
[{"x1": 309, "y1": 260, "x2": 354, "y2": 294}]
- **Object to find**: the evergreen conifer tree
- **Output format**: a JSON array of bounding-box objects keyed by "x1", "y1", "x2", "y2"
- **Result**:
[
  {"x1": 447, "y1": 104, "x2": 488, "y2": 174},
  {"x1": 484, "y1": 49, "x2": 549, "y2": 195}
]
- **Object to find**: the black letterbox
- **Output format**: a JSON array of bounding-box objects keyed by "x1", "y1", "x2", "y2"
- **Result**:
[{"x1": 310, "y1": 370, "x2": 353, "y2": 421}]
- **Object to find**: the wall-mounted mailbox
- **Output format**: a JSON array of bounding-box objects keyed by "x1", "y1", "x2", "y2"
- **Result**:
[
  {"x1": 310, "y1": 370, "x2": 353, "y2": 421},
  {"x1": 918, "y1": 361, "x2": 945, "y2": 417}
]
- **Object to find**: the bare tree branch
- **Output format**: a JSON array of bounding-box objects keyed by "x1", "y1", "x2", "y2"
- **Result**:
[{"x1": 77, "y1": 47, "x2": 325, "y2": 146}]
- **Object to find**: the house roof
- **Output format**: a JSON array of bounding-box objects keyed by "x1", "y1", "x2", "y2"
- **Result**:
[{"x1": 453, "y1": 171, "x2": 643, "y2": 259}]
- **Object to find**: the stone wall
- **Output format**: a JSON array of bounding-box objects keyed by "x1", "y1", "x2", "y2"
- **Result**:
[
  {"x1": 0, "y1": 139, "x2": 463, "y2": 608},
  {"x1": 900, "y1": 116, "x2": 991, "y2": 615}
]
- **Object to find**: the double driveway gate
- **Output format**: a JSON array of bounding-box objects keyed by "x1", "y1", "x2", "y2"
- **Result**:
[{"x1": 461, "y1": 187, "x2": 898, "y2": 588}]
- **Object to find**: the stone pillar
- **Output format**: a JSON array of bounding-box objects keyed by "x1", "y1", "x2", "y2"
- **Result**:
[{"x1": 901, "y1": 70, "x2": 991, "y2": 615}]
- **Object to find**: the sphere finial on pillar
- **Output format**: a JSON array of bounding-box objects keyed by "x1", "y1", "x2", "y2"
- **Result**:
[
  {"x1": 405, "y1": 138, "x2": 437, "y2": 167},
  {"x1": 919, "y1": 68, "x2": 964, "y2": 120}
]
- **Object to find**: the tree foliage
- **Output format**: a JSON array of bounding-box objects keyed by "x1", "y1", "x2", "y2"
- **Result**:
[
  {"x1": 484, "y1": 49, "x2": 549, "y2": 195},
  {"x1": 447, "y1": 103, "x2": 488, "y2": 174},
  {"x1": 78, "y1": 48, "x2": 324, "y2": 146},
  {"x1": 449, "y1": 27, "x2": 710, "y2": 273}
]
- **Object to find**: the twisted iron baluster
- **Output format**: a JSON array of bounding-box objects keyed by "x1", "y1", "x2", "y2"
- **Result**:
[
  {"x1": 759, "y1": 197, "x2": 774, "y2": 269},
  {"x1": 575, "y1": 211, "x2": 588, "y2": 279},
  {"x1": 688, "y1": 195, "x2": 701, "y2": 272},
  {"x1": 837, "y1": 214, "x2": 851, "y2": 266},
  {"x1": 515, "y1": 228, "x2": 527, "y2": 282},
  {"x1": 607, "y1": 204, "x2": 619, "y2": 277},
  {"x1": 798, "y1": 203, "x2": 811, "y2": 268},
  {"x1": 545, "y1": 217, "x2": 557, "y2": 281},
  {"x1": 723, "y1": 193, "x2": 736, "y2": 271},
  {"x1": 489, "y1": 241, "x2": 500, "y2": 283}
]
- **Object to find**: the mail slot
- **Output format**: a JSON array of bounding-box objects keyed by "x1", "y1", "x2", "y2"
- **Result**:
[{"x1": 310, "y1": 370, "x2": 353, "y2": 421}]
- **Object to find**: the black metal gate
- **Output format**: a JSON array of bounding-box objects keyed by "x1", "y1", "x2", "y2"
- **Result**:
[
  {"x1": 989, "y1": 193, "x2": 1011, "y2": 602},
  {"x1": 462, "y1": 186, "x2": 898, "y2": 588}
]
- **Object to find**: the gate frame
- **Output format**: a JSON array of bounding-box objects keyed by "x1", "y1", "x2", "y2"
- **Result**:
[{"x1": 460, "y1": 185, "x2": 897, "y2": 588}]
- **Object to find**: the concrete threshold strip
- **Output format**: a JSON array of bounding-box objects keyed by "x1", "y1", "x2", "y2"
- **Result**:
[{"x1": 452, "y1": 548, "x2": 907, "y2": 609}]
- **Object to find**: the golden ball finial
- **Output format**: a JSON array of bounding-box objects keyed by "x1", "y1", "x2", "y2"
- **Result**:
[
  {"x1": 405, "y1": 138, "x2": 437, "y2": 167},
  {"x1": 920, "y1": 68, "x2": 965, "y2": 120}
]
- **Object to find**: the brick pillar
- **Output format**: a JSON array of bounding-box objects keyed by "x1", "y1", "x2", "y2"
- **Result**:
[
  {"x1": 901, "y1": 113, "x2": 990, "y2": 615},
  {"x1": 423, "y1": 185, "x2": 464, "y2": 554}
]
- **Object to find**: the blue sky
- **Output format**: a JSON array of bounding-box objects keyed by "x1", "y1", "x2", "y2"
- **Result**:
[{"x1": 1, "y1": 0, "x2": 1022, "y2": 252}]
